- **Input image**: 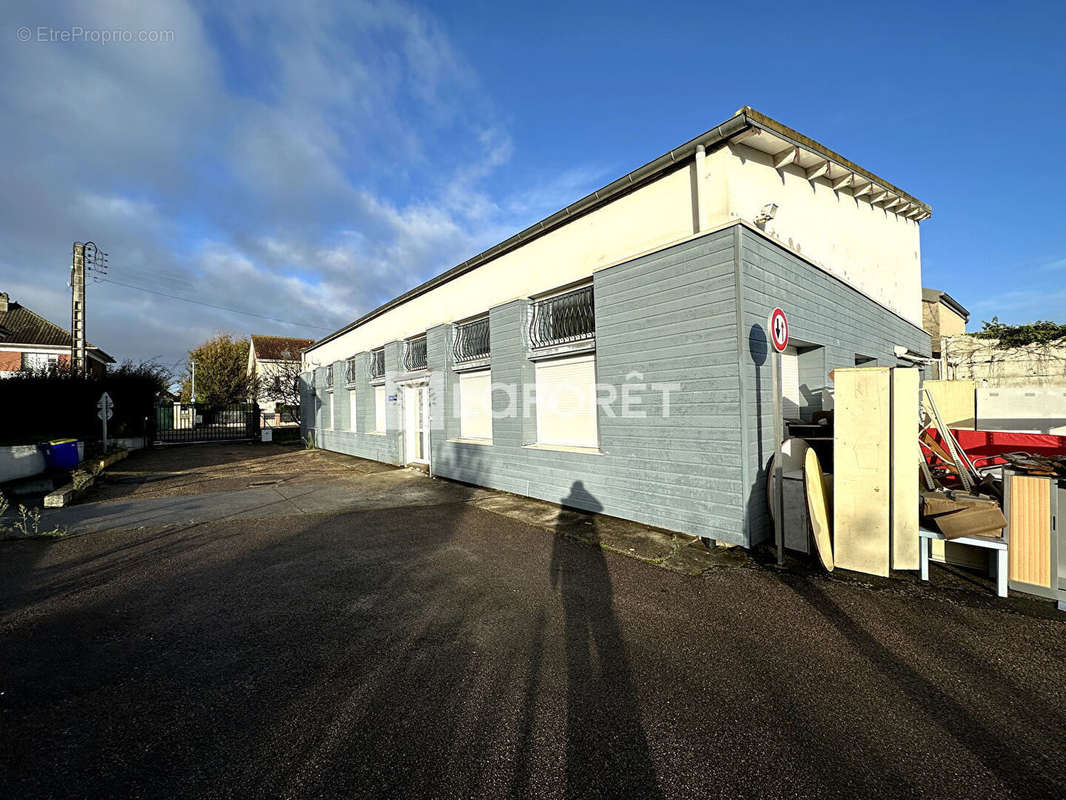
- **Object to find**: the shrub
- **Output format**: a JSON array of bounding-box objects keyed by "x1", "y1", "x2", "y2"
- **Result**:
[{"x1": 0, "y1": 360, "x2": 170, "y2": 445}]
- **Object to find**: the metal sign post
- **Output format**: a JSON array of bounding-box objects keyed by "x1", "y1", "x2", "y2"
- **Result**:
[
  {"x1": 97, "y1": 391, "x2": 114, "y2": 451},
  {"x1": 768, "y1": 308, "x2": 789, "y2": 566}
]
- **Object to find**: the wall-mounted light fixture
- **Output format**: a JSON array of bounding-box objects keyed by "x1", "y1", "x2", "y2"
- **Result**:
[{"x1": 754, "y1": 202, "x2": 778, "y2": 228}]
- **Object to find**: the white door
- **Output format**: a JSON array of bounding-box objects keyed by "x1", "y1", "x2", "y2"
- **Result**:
[{"x1": 403, "y1": 385, "x2": 430, "y2": 465}]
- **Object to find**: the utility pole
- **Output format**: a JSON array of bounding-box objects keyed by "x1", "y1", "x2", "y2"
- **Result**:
[
  {"x1": 70, "y1": 241, "x2": 107, "y2": 377},
  {"x1": 70, "y1": 243, "x2": 86, "y2": 376},
  {"x1": 191, "y1": 361, "x2": 197, "y2": 403}
]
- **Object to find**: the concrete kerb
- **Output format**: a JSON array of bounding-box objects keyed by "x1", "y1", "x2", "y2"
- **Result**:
[
  {"x1": 460, "y1": 485, "x2": 749, "y2": 576},
  {"x1": 44, "y1": 448, "x2": 129, "y2": 508}
]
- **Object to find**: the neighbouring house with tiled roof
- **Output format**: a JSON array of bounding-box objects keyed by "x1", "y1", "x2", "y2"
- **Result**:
[
  {"x1": 0, "y1": 292, "x2": 114, "y2": 377},
  {"x1": 247, "y1": 334, "x2": 314, "y2": 425}
]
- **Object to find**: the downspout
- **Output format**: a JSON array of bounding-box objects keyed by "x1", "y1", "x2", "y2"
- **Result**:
[{"x1": 693, "y1": 144, "x2": 707, "y2": 233}]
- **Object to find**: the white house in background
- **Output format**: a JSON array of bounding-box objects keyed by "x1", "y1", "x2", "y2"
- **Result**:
[
  {"x1": 247, "y1": 334, "x2": 314, "y2": 425},
  {"x1": 0, "y1": 292, "x2": 114, "y2": 377}
]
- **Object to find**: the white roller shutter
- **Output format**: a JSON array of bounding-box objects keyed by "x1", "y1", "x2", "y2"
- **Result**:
[
  {"x1": 327, "y1": 393, "x2": 334, "y2": 429},
  {"x1": 780, "y1": 345, "x2": 800, "y2": 419},
  {"x1": 374, "y1": 386, "x2": 387, "y2": 432},
  {"x1": 459, "y1": 370, "x2": 492, "y2": 440},
  {"x1": 535, "y1": 355, "x2": 598, "y2": 448},
  {"x1": 349, "y1": 391, "x2": 358, "y2": 431}
]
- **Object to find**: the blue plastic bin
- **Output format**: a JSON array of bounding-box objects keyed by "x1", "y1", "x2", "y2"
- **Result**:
[{"x1": 42, "y1": 439, "x2": 80, "y2": 470}]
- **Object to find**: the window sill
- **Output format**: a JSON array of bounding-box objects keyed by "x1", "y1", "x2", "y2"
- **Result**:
[
  {"x1": 448, "y1": 437, "x2": 493, "y2": 446},
  {"x1": 523, "y1": 443, "x2": 603, "y2": 456},
  {"x1": 528, "y1": 339, "x2": 595, "y2": 361},
  {"x1": 453, "y1": 357, "x2": 491, "y2": 372},
  {"x1": 367, "y1": 431, "x2": 386, "y2": 436}
]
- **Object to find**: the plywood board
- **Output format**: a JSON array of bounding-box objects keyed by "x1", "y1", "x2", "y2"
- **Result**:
[
  {"x1": 923, "y1": 379, "x2": 976, "y2": 429},
  {"x1": 833, "y1": 367, "x2": 891, "y2": 577},
  {"x1": 804, "y1": 448, "x2": 833, "y2": 571},
  {"x1": 891, "y1": 368, "x2": 920, "y2": 570},
  {"x1": 1008, "y1": 474, "x2": 1052, "y2": 588}
]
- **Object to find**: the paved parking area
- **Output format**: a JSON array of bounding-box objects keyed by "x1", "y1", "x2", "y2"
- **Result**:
[{"x1": 2, "y1": 445, "x2": 1066, "y2": 798}]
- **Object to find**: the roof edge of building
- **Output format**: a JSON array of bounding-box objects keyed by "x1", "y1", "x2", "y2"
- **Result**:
[
  {"x1": 922, "y1": 287, "x2": 970, "y2": 322},
  {"x1": 307, "y1": 106, "x2": 931, "y2": 354}
]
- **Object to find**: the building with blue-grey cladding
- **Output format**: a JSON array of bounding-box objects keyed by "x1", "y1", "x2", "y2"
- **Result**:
[{"x1": 301, "y1": 106, "x2": 932, "y2": 547}]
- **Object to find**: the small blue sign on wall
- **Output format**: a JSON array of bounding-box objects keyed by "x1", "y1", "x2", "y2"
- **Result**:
[{"x1": 387, "y1": 394, "x2": 398, "y2": 402}]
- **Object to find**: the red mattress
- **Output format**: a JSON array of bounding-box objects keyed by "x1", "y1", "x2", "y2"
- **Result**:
[{"x1": 947, "y1": 429, "x2": 1066, "y2": 465}]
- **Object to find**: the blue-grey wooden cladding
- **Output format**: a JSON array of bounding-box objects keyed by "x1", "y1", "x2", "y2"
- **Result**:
[
  {"x1": 301, "y1": 221, "x2": 929, "y2": 547},
  {"x1": 735, "y1": 226, "x2": 929, "y2": 544}
]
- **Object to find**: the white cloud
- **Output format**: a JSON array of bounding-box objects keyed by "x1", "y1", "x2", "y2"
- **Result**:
[{"x1": 0, "y1": 0, "x2": 609, "y2": 370}]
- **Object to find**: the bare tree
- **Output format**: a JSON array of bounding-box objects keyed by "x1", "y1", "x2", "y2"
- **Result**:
[{"x1": 256, "y1": 358, "x2": 303, "y2": 423}]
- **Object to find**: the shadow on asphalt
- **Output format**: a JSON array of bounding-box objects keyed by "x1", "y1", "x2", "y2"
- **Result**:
[
  {"x1": 548, "y1": 481, "x2": 663, "y2": 799},
  {"x1": 6, "y1": 441, "x2": 1066, "y2": 798},
  {"x1": 778, "y1": 571, "x2": 1065, "y2": 799}
]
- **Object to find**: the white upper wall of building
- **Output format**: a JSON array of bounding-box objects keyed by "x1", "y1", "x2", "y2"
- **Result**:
[
  {"x1": 305, "y1": 107, "x2": 929, "y2": 367},
  {"x1": 707, "y1": 141, "x2": 922, "y2": 324}
]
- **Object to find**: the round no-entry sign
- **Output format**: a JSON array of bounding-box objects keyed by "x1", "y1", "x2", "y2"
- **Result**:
[{"x1": 768, "y1": 307, "x2": 789, "y2": 352}]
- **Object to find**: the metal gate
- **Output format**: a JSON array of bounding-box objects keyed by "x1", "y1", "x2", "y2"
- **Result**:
[{"x1": 152, "y1": 402, "x2": 260, "y2": 444}]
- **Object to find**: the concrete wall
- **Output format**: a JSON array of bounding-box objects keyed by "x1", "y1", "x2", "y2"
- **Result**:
[
  {"x1": 735, "y1": 226, "x2": 930, "y2": 545},
  {"x1": 0, "y1": 441, "x2": 89, "y2": 483},
  {"x1": 0, "y1": 445, "x2": 47, "y2": 483},
  {"x1": 943, "y1": 334, "x2": 1066, "y2": 388},
  {"x1": 303, "y1": 221, "x2": 928, "y2": 547}
]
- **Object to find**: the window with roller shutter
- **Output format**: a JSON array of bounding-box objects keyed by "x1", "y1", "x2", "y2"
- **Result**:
[
  {"x1": 534, "y1": 354, "x2": 598, "y2": 448},
  {"x1": 459, "y1": 370, "x2": 492, "y2": 440}
]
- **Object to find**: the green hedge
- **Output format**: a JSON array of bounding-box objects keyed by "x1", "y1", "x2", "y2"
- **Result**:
[{"x1": 1, "y1": 367, "x2": 164, "y2": 445}]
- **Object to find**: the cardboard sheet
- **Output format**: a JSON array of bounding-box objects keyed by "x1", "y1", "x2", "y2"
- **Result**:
[{"x1": 804, "y1": 448, "x2": 834, "y2": 571}]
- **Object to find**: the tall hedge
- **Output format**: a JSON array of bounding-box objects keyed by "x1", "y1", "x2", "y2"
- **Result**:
[{"x1": 1, "y1": 362, "x2": 168, "y2": 445}]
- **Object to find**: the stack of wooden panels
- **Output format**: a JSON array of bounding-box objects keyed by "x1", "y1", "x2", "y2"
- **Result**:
[{"x1": 833, "y1": 367, "x2": 919, "y2": 577}]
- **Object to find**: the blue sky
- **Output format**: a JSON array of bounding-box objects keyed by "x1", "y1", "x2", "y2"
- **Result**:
[{"x1": 1, "y1": 0, "x2": 1063, "y2": 368}]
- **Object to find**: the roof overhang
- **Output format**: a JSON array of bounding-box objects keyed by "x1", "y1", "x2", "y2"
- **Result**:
[
  {"x1": 88, "y1": 347, "x2": 115, "y2": 364},
  {"x1": 307, "y1": 106, "x2": 931, "y2": 353},
  {"x1": 0, "y1": 342, "x2": 114, "y2": 363},
  {"x1": 922, "y1": 288, "x2": 970, "y2": 322}
]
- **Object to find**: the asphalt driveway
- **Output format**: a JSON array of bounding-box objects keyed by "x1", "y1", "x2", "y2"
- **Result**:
[{"x1": 2, "y1": 445, "x2": 1066, "y2": 798}]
